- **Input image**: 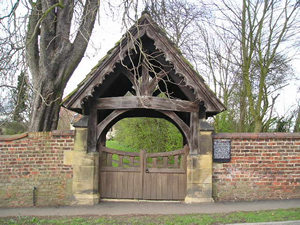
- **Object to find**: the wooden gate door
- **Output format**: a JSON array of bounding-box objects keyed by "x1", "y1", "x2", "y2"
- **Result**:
[{"x1": 99, "y1": 145, "x2": 188, "y2": 200}]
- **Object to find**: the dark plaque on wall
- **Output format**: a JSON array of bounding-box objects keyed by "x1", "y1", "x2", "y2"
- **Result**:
[{"x1": 213, "y1": 139, "x2": 231, "y2": 162}]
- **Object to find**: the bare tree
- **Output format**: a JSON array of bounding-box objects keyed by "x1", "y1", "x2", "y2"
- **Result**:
[
  {"x1": 1, "y1": 0, "x2": 100, "y2": 131},
  {"x1": 195, "y1": 24, "x2": 242, "y2": 132},
  {"x1": 147, "y1": 0, "x2": 207, "y2": 48},
  {"x1": 206, "y1": 0, "x2": 299, "y2": 132},
  {"x1": 0, "y1": 1, "x2": 29, "y2": 128},
  {"x1": 239, "y1": 0, "x2": 298, "y2": 132},
  {"x1": 25, "y1": 0, "x2": 100, "y2": 131}
]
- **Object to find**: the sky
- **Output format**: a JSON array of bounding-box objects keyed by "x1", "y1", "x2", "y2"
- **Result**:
[
  {"x1": 64, "y1": 1, "x2": 300, "y2": 118},
  {"x1": 65, "y1": 2, "x2": 125, "y2": 95}
]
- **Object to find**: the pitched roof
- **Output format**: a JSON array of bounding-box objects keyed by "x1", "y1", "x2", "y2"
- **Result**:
[{"x1": 62, "y1": 12, "x2": 225, "y2": 116}]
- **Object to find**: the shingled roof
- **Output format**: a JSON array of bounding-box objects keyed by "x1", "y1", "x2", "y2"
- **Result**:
[{"x1": 62, "y1": 12, "x2": 225, "y2": 117}]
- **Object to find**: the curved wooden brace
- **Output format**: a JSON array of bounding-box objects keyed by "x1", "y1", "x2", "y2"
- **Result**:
[
  {"x1": 96, "y1": 109, "x2": 129, "y2": 141},
  {"x1": 159, "y1": 111, "x2": 191, "y2": 144},
  {"x1": 96, "y1": 109, "x2": 191, "y2": 148}
]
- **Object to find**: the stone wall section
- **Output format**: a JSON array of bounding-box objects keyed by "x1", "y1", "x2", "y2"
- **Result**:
[
  {"x1": 0, "y1": 131, "x2": 74, "y2": 207},
  {"x1": 213, "y1": 133, "x2": 300, "y2": 201}
]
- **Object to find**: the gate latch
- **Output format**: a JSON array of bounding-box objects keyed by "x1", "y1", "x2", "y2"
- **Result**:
[{"x1": 145, "y1": 168, "x2": 149, "y2": 173}]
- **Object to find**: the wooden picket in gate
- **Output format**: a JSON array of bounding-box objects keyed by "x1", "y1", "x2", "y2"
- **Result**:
[{"x1": 99, "y1": 145, "x2": 188, "y2": 200}]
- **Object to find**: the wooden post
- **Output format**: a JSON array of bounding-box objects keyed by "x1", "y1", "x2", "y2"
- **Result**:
[
  {"x1": 87, "y1": 100, "x2": 97, "y2": 152},
  {"x1": 190, "y1": 111, "x2": 199, "y2": 154},
  {"x1": 140, "y1": 149, "x2": 146, "y2": 199},
  {"x1": 141, "y1": 62, "x2": 150, "y2": 96}
]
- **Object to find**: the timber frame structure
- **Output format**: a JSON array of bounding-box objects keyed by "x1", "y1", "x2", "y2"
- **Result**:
[{"x1": 63, "y1": 12, "x2": 225, "y2": 204}]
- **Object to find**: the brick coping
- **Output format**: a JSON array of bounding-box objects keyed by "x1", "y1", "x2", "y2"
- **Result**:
[
  {"x1": 0, "y1": 132, "x2": 28, "y2": 141},
  {"x1": 213, "y1": 132, "x2": 300, "y2": 139},
  {"x1": 0, "y1": 130, "x2": 75, "y2": 141}
]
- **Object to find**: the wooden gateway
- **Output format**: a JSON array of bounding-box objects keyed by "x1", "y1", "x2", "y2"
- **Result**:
[
  {"x1": 99, "y1": 146, "x2": 188, "y2": 200},
  {"x1": 63, "y1": 12, "x2": 225, "y2": 203}
]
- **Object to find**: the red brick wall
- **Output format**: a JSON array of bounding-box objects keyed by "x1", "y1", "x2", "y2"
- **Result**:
[
  {"x1": 213, "y1": 133, "x2": 300, "y2": 201},
  {"x1": 1, "y1": 131, "x2": 299, "y2": 206},
  {"x1": 0, "y1": 131, "x2": 74, "y2": 207}
]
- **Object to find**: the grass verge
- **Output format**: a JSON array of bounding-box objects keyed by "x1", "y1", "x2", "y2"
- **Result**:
[{"x1": 0, "y1": 208, "x2": 300, "y2": 225}]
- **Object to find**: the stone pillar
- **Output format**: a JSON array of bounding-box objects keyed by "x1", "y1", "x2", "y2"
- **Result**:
[
  {"x1": 67, "y1": 117, "x2": 100, "y2": 205},
  {"x1": 185, "y1": 120, "x2": 214, "y2": 203}
]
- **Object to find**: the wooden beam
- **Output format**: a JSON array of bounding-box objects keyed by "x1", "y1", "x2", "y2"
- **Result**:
[
  {"x1": 140, "y1": 62, "x2": 150, "y2": 95},
  {"x1": 152, "y1": 81, "x2": 167, "y2": 96},
  {"x1": 148, "y1": 71, "x2": 167, "y2": 94},
  {"x1": 96, "y1": 96, "x2": 199, "y2": 112},
  {"x1": 128, "y1": 87, "x2": 136, "y2": 95},
  {"x1": 119, "y1": 66, "x2": 140, "y2": 95},
  {"x1": 87, "y1": 100, "x2": 97, "y2": 152}
]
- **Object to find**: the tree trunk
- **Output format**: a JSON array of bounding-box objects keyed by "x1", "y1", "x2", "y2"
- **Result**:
[
  {"x1": 238, "y1": 84, "x2": 246, "y2": 132},
  {"x1": 29, "y1": 79, "x2": 64, "y2": 131},
  {"x1": 254, "y1": 119, "x2": 262, "y2": 133}
]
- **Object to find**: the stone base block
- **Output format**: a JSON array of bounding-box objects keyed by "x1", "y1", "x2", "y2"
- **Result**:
[
  {"x1": 186, "y1": 183, "x2": 212, "y2": 197},
  {"x1": 72, "y1": 193, "x2": 100, "y2": 205},
  {"x1": 185, "y1": 196, "x2": 214, "y2": 203}
]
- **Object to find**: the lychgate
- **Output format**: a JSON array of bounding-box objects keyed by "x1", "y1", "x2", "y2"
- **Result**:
[{"x1": 62, "y1": 12, "x2": 225, "y2": 205}]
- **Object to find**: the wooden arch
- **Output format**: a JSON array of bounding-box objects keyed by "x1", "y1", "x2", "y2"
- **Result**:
[{"x1": 96, "y1": 108, "x2": 191, "y2": 148}]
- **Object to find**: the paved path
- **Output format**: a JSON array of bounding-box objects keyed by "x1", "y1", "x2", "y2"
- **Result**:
[{"x1": 0, "y1": 199, "x2": 299, "y2": 217}]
